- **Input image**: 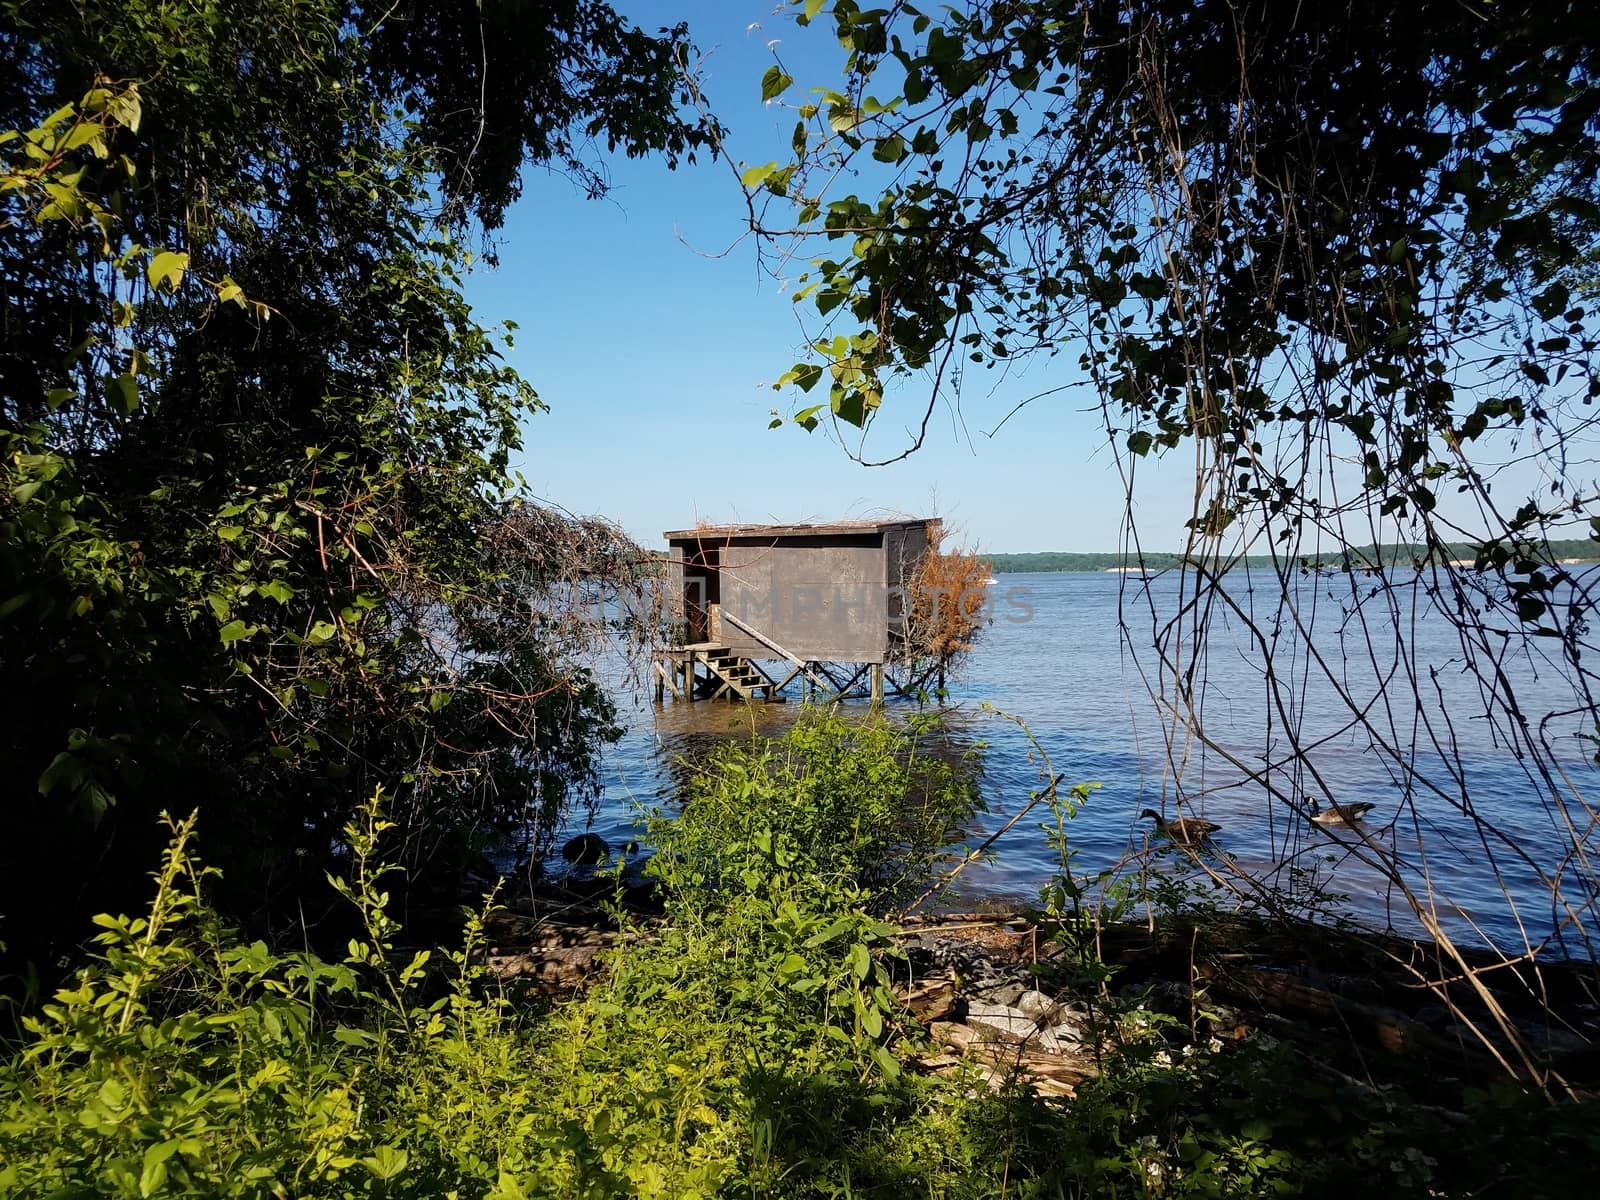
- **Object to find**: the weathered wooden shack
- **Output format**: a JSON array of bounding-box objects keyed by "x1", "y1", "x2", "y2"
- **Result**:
[{"x1": 655, "y1": 518, "x2": 941, "y2": 703}]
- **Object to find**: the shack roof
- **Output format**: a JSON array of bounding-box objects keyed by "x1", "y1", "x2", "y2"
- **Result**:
[{"x1": 663, "y1": 518, "x2": 938, "y2": 541}]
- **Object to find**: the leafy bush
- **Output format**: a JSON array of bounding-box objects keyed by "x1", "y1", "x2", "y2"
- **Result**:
[
  {"x1": 0, "y1": 0, "x2": 710, "y2": 975},
  {"x1": 656, "y1": 710, "x2": 983, "y2": 913},
  {"x1": 0, "y1": 804, "x2": 504, "y2": 1197},
  {"x1": 3, "y1": 721, "x2": 1595, "y2": 1199}
]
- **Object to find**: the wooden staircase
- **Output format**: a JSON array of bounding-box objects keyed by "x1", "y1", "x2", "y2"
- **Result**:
[{"x1": 700, "y1": 647, "x2": 772, "y2": 700}]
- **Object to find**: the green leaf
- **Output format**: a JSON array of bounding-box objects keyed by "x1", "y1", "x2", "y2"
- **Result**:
[
  {"x1": 307, "y1": 620, "x2": 338, "y2": 644},
  {"x1": 1126, "y1": 430, "x2": 1153, "y2": 457},
  {"x1": 107, "y1": 87, "x2": 142, "y2": 134},
  {"x1": 37, "y1": 750, "x2": 80, "y2": 797},
  {"x1": 761, "y1": 67, "x2": 794, "y2": 101},
  {"x1": 764, "y1": 165, "x2": 795, "y2": 196},
  {"x1": 740, "y1": 162, "x2": 778, "y2": 189},
  {"x1": 104, "y1": 372, "x2": 138, "y2": 415},
  {"x1": 361, "y1": 1145, "x2": 409, "y2": 1182},
  {"x1": 140, "y1": 1140, "x2": 179, "y2": 1197},
  {"x1": 803, "y1": 916, "x2": 855, "y2": 948},
  {"x1": 147, "y1": 250, "x2": 189, "y2": 292},
  {"x1": 832, "y1": 387, "x2": 868, "y2": 427},
  {"x1": 828, "y1": 105, "x2": 861, "y2": 134},
  {"x1": 872, "y1": 135, "x2": 906, "y2": 163},
  {"x1": 871, "y1": 1045, "x2": 900, "y2": 1079},
  {"x1": 218, "y1": 620, "x2": 250, "y2": 645},
  {"x1": 779, "y1": 364, "x2": 825, "y2": 394},
  {"x1": 248, "y1": 1059, "x2": 292, "y2": 1091}
]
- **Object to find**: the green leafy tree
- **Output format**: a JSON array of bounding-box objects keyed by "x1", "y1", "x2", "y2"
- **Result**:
[{"x1": 0, "y1": 0, "x2": 714, "y2": 973}]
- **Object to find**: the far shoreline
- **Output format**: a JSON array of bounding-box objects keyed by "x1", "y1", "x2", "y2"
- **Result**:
[{"x1": 987, "y1": 538, "x2": 1600, "y2": 575}]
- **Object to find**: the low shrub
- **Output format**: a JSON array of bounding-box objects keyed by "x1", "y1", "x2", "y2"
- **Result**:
[
  {"x1": 656, "y1": 709, "x2": 984, "y2": 911},
  {"x1": 2, "y1": 714, "x2": 1594, "y2": 1198}
]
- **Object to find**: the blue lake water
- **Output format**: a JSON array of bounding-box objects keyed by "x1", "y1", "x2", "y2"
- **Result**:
[{"x1": 554, "y1": 570, "x2": 1600, "y2": 959}]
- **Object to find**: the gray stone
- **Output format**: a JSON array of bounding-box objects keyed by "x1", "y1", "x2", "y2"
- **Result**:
[
  {"x1": 1050, "y1": 1012, "x2": 1093, "y2": 1043},
  {"x1": 1015, "y1": 989, "x2": 1058, "y2": 1019},
  {"x1": 976, "y1": 981, "x2": 1026, "y2": 1007},
  {"x1": 966, "y1": 1002, "x2": 1062, "y2": 1053}
]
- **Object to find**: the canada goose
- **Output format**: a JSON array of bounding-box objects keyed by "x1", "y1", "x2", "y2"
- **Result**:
[
  {"x1": 1139, "y1": 808, "x2": 1220, "y2": 844},
  {"x1": 1310, "y1": 801, "x2": 1376, "y2": 826}
]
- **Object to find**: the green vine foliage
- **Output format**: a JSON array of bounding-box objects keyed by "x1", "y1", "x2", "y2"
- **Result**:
[
  {"x1": 0, "y1": 1, "x2": 715, "y2": 975},
  {"x1": 759, "y1": 0, "x2": 1599, "y2": 573}
]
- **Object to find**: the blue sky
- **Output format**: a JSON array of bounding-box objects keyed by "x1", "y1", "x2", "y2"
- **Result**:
[
  {"x1": 462, "y1": 1, "x2": 1575, "y2": 557},
  {"x1": 463, "y1": 0, "x2": 1180, "y2": 554}
]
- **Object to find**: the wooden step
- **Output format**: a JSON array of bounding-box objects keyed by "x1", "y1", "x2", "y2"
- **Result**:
[{"x1": 699, "y1": 652, "x2": 772, "y2": 701}]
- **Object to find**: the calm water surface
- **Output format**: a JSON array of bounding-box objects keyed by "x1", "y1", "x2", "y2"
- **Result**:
[{"x1": 554, "y1": 571, "x2": 1600, "y2": 958}]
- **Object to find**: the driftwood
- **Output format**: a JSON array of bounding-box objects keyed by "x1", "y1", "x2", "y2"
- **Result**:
[
  {"x1": 483, "y1": 913, "x2": 634, "y2": 995},
  {"x1": 921, "y1": 1016, "x2": 1097, "y2": 1098},
  {"x1": 1154, "y1": 920, "x2": 1590, "y2": 1085},
  {"x1": 472, "y1": 899, "x2": 1596, "y2": 1096},
  {"x1": 1212, "y1": 964, "x2": 1469, "y2": 1060},
  {"x1": 901, "y1": 910, "x2": 1598, "y2": 1096},
  {"x1": 901, "y1": 976, "x2": 958, "y2": 1022}
]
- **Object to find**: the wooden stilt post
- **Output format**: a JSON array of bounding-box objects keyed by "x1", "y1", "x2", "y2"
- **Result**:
[
  {"x1": 655, "y1": 660, "x2": 665, "y2": 703},
  {"x1": 683, "y1": 655, "x2": 695, "y2": 703},
  {"x1": 870, "y1": 662, "x2": 884, "y2": 707}
]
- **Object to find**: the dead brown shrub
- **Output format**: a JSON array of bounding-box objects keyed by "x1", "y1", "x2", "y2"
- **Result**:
[{"x1": 904, "y1": 525, "x2": 992, "y2": 665}]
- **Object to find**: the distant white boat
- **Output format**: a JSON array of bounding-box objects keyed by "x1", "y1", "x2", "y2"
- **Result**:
[{"x1": 980, "y1": 576, "x2": 997, "y2": 586}]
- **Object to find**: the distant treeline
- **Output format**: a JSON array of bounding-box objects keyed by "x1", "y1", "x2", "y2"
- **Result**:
[{"x1": 988, "y1": 539, "x2": 1600, "y2": 574}]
